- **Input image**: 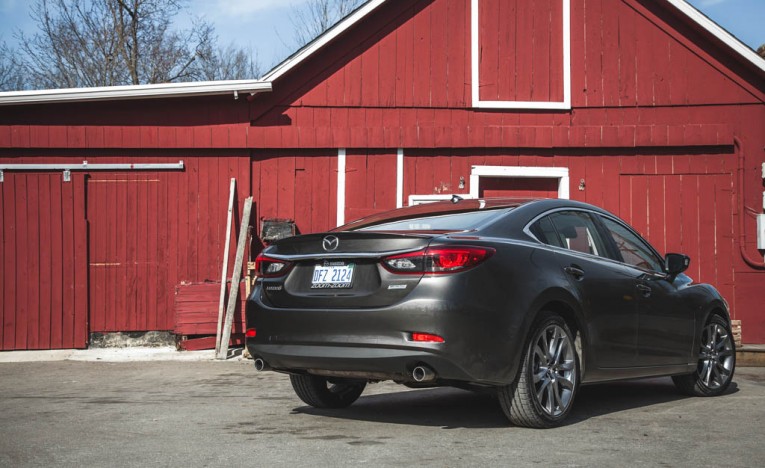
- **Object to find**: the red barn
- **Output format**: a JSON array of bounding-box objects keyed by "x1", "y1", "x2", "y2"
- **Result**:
[{"x1": 1, "y1": 0, "x2": 764, "y2": 350}]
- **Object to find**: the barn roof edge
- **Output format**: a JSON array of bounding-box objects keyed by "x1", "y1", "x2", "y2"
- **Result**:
[{"x1": 0, "y1": 80, "x2": 272, "y2": 106}]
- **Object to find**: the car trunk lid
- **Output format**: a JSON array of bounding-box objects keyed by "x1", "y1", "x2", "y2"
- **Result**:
[{"x1": 259, "y1": 232, "x2": 436, "y2": 309}]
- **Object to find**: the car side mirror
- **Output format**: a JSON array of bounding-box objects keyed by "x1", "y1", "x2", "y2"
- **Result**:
[{"x1": 664, "y1": 253, "x2": 690, "y2": 276}]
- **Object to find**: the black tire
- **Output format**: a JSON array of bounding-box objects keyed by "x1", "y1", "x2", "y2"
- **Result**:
[
  {"x1": 289, "y1": 374, "x2": 366, "y2": 409},
  {"x1": 672, "y1": 314, "x2": 736, "y2": 396},
  {"x1": 498, "y1": 313, "x2": 580, "y2": 428}
]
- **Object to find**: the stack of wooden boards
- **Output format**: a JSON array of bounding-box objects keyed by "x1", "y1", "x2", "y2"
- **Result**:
[{"x1": 174, "y1": 282, "x2": 247, "y2": 351}]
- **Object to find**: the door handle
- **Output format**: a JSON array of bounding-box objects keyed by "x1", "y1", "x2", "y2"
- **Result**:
[
  {"x1": 636, "y1": 283, "x2": 652, "y2": 297},
  {"x1": 564, "y1": 266, "x2": 585, "y2": 280}
]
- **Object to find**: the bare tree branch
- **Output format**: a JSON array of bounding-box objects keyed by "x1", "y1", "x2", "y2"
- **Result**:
[
  {"x1": 0, "y1": 40, "x2": 25, "y2": 91},
  {"x1": 16, "y1": 0, "x2": 260, "y2": 89},
  {"x1": 290, "y1": 0, "x2": 366, "y2": 48}
]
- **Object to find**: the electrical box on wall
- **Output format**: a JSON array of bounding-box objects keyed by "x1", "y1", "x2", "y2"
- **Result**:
[{"x1": 758, "y1": 214, "x2": 765, "y2": 250}]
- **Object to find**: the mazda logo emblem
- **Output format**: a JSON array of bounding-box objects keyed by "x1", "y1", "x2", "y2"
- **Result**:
[{"x1": 322, "y1": 235, "x2": 339, "y2": 252}]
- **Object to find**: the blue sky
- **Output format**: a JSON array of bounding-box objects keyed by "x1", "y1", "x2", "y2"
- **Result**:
[{"x1": 1, "y1": 0, "x2": 763, "y2": 72}]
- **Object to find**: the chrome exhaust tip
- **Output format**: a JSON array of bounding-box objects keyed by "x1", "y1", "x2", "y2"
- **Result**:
[
  {"x1": 254, "y1": 358, "x2": 270, "y2": 372},
  {"x1": 412, "y1": 365, "x2": 436, "y2": 382}
]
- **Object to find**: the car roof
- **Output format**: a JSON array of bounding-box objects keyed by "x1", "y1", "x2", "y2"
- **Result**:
[
  {"x1": 335, "y1": 197, "x2": 615, "y2": 232},
  {"x1": 334, "y1": 197, "x2": 534, "y2": 232}
]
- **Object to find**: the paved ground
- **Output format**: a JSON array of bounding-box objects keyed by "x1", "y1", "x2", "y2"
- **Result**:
[{"x1": 1, "y1": 361, "x2": 763, "y2": 467}]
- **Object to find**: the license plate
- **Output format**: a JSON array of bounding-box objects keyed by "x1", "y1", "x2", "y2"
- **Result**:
[{"x1": 311, "y1": 263, "x2": 355, "y2": 289}]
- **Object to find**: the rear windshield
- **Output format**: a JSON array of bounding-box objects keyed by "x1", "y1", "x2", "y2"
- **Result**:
[{"x1": 357, "y1": 209, "x2": 505, "y2": 232}]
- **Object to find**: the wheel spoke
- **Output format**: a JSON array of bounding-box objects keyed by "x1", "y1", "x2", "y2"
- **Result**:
[
  {"x1": 536, "y1": 378, "x2": 551, "y2": 401},
  {"x1": 553, "y1": 335, "x2": 567, "y2": 364},
  {"x1": 539, "y1": 333, "x2": 551, "y2": 362},
  {"x1": 552, "y1": 381, "x2": 564, "y2": 411},
  {"x1": 558, "y1": 360, "x2": 575, "y2": 372},
  {"x1": 716, "y1": 361, "x2": 731, "y2": 378},
  {"x1": 558, "y1": 376, "x2": 575, "y2": 390},
  {"x1": 547, "y1": 328, "x2": 559, "y2": 361},
  {"x1": 715, "y1": 336, "x2": 729, "y2": 351},
  {"x1": 699, "y1": 360, "x2": 711, "y2": 385},
  {"x1": 703, "y1": 360, "x2": 714, "y2": 386},
  {"x1": 711, "y1": 362, "x2": 721, "y2": 385},
  {"x1": 533, "y1": 368, "x2": 547, "y2": 383},
  {"x1": 711, "y1": 326, "x2": 719, "y2": 348},
  {"x1": 545, "y1": 382, "x2": 555, "y2": 414},
  {"x1": 534, "y1": 344, "x2": 547, "y2": 364},
  {"x1": 718, "y1": 349, "x2": 733, "y2": 358}
]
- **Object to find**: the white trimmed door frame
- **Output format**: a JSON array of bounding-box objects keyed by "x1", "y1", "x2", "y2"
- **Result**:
[{"x1": 470, "y1": 166, "x2": 570, "y2": 199}]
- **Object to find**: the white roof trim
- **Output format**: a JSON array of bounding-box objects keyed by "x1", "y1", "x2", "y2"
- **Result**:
[
  {"x1": 261, "y1": 0, "x2": 387, "y2": 82},
  {"x1": 0, "y1": 80, "x2": 272, "y2": 106},
  {"x1": 666, "y1": 0, "x2": 765, "y2": 74}
]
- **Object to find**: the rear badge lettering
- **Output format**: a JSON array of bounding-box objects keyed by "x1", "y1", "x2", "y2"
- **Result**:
[
  {"x1": 266, "y1": 285, "x2": 283, "y2": 291},
  {"x1": 388, "y1": 284, "x2": 408, "y2": 290}
]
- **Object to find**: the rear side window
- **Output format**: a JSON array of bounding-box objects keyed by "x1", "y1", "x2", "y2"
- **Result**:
[
  {"x1": 528, "y1": 215, "x2": 564, "y2": 248},
  {"x1": 531, "y1": 211, "x2": 608, "y2": 257},
  {"x1": 600, "y1": 217, "x2": 664, "y2": 272}
]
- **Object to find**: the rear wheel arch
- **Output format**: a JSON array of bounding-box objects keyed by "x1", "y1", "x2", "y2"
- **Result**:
[
  {"x1": 519, "y1": 290, "x2": 589, "y2": 380},
  {"x1": 537, "y1": 300, "x2": 588, "y2": 379},
  {"x1": 703, "y1": 305, "x2": 731, "y2": 326}
]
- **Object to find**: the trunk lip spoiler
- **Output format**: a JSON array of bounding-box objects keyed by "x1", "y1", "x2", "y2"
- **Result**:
[{"x1": 261, "y1": 247, "x2": 426, "y2": 262}]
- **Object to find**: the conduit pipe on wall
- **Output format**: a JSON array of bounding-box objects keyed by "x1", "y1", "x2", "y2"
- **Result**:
[{"x1": 735, "y1": 137, "x2": 765, "y2": 269}]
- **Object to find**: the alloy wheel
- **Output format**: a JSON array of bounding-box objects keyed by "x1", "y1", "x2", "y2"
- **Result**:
[
  {"x1": 697, "y1": 322, "x2": 734, "y2": 390},
  {"x1": 531, "y1": 324, "x2": 577, "y2": 417}
]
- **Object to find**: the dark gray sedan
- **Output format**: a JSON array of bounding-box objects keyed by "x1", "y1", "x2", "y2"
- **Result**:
[{"x1": 246, "y1": 198, "x2": 735, "y2": 428}]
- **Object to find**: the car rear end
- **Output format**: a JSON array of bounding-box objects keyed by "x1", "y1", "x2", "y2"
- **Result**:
[{"x1": 245, "y1": 203, "x2": 525, "y2": 386}]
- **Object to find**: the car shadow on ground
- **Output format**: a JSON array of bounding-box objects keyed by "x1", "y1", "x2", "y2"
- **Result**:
[{"x1": 292, "y1": 377, "x2": 739, "y2": 429}]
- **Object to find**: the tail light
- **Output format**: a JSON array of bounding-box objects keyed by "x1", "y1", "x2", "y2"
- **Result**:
[
  {"x1": 254, "y1": 253, "x2": 293, "y2": 278},
  {"x1": 382, "y1": 246, "x2": 495, "y2": 275},
  {"x1": 411, "y1": 332, "x2": 445, "y2": 343}
]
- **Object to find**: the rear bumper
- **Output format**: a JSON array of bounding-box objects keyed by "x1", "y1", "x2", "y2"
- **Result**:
[
  {"x1": 249, "y1": 344, "x2": 474, "y2": 383},
  {"x1": 245, "y1": 279, "x2": 524, "y2": 386}
]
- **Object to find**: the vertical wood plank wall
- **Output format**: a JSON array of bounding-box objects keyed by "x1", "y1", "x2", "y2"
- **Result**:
[
  {"x1": 478, "y1": 0, "x2": 564, "y2": 102},
  {"x1": 1, "y1": 173, "x2": 88, "y2": 350},
  {"x1": 85, "y1": 154, "x2": 250, "y2": 333}
]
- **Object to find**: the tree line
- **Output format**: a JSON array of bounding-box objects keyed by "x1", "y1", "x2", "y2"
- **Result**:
[{"x1": 0, "y1": 0, "x2": 364, "y2": 91}]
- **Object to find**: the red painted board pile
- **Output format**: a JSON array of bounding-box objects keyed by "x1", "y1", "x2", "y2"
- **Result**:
[{"x1": 174, "y1": 282, "x2": 247, "y2": 350}]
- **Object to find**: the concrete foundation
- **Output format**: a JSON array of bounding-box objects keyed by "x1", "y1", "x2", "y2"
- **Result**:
[{"x1": 89, "y1": 332, "x2": 175, "y2": 348}]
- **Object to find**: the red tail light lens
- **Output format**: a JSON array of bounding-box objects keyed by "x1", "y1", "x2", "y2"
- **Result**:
[
  {"x1": 383, "y1": 246, "x2": 495, "y2": 275},
  {"x1": 254, "y1": 253, "x2": 293, "y2": 278},
  {"x1": 411, "y1": 332, "x2": 445, "y2": 343},
  {"x1": 245, "y1": 328, "x2": 257, "y2": 338}
]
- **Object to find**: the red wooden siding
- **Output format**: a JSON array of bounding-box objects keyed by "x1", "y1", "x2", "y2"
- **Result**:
[
  {"x1": 174, "y1": 282, "x2": 246, "y2": 336},
  {"x1": 478, "y1": 0, "x2": 564, "y2": 102},
  {"x1": 251, "y1": 151, "x2": 338, "y2": 235},
  {"x1": 296, "y1": 0, "x2": 470, "y2": 109},
  {"x1": 345, "y1": 150, "x2": 398, "y2": 220},
  {"x1": 569, "y1": 0, "x2": 761, "y2": 108},
  {"x1": 85, "y1": 154, "x2": 251, "y2": 332},
  {"x1": 1, "y1": 173, "x2": 88, "y2": 350},
  {"x1": 619, "y1": 174, "x2": 736, "y2": 315}
]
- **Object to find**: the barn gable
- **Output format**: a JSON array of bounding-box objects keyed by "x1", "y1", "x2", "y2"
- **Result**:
[{"x1": 255, "y1": 0, "x2": 764, "y2": 119}]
